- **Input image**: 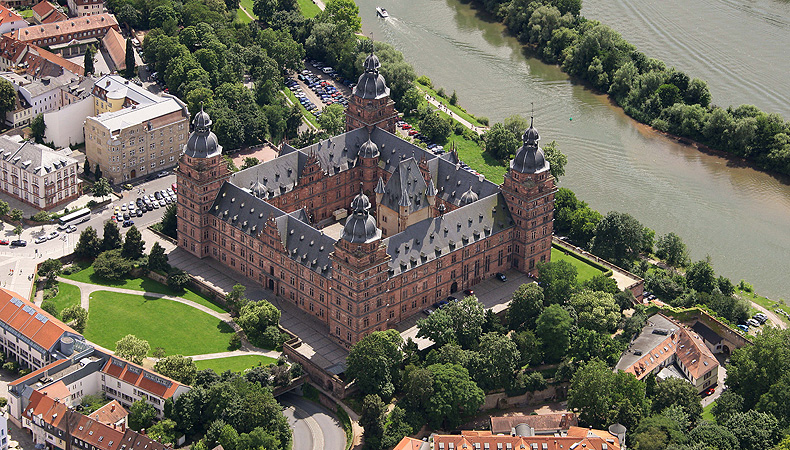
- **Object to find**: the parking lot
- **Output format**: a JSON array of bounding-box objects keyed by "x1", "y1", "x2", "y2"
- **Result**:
[
  {"x1": 111, "y1": 182, "x2": 177, "y2": 227},
  {"x1": 286, "y1": 60, "x2": 354, "y2": 121}
]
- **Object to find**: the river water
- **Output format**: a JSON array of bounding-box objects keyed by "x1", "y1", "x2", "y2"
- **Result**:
[{"x1": 356, "y1": 0, "x2": 790, "y2": 300}]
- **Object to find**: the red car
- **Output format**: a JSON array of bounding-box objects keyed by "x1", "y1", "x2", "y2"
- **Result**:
[
  {"x1": 172, "y1": 183, "x2": 177, "y2": 193},
  {"x1": 408, "y1": 130, "x2": 418, "y2": 136},
  {"x1": 464, "y1": 289, "x2": 474, "y2": 296},
  {"x1": 402, "y1": 124, "x2": 412, "y2": 130},
  {"x1": 0, "y1": 239, "x2": 9, "y2": 245},
  {"x1": 702, "y1": 387, "x2": 715, "y2": 397}
]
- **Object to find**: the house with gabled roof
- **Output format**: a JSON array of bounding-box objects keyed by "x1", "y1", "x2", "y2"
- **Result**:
[{"x1": 394, "y1": 426, "x2": 622, "y2": 450}]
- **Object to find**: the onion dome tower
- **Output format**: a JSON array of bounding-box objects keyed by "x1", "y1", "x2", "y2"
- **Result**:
[
  {"x1": 345, "y1": 50, "x2": 398, "y2": 134},
  {"x1": 341, "y1": 189, "x2": 381, "y2": 244},
  {"x1": 500, "y1": 115, "x2": 557, "y2": 274},
  {"x1": 177, "y1": 106, "x2": 231, "y2": 258}
]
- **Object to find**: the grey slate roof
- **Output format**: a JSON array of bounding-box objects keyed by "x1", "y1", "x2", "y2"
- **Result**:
[
  {"x1": 352, "y1": 53, "x2": 390, "y2": 100},
  {"x1": 691, "y1": 322, "x2": 723, "y2": 345},
  {"x1": 0, "y1": 135, "x2": 76, "y2": 174},
  {"x1": 380, "y1": 157, "x2": 429, "y2": 213},
  {"x1": 383, "y1": 193, "x2": 515, "y2": 276},
  {"x1": 209, "y1": 182, "x2": 334, "y2": 274},
  {"x1": 184, "y1": 108, "x2": 221, "y2": 159},
  {"x1": 230, "y1": 151, "x2": 308, "y2": 199},
  {"x1": 511, "y1": 121, "x2": 549, "y2": 174}
]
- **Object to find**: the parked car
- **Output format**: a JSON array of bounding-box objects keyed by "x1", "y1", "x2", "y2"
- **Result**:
[
  {"x1": 10, "y1": 240, "x2": 27, "y2": 247},
  {"x1": 423, "y1": 308, "x2": 434, "y2": 316},
  {"x1": 136, "y1": 209, "x2": 144, "y2": 217},
  {"x1": 154, "y1": 191, "x2": 162, "y2": 200},
  {"x1": 746, "y1": 318, "x2": 760, "y2": 327},
  {"x1": 495, "y1": 272, "x2": 507, "y2": 282},
  {"x1": 737, "y1": 324, "x2": 749, "y2": 333},
  {"x1": 122, "y1": 184, "x2": 133, "y2": 190},
  {"x1": 702, "y1": 387, "x2": 715, "y2": 397},
  {"x1": 34, "y1": 236, "x2": 47, "y2": 244},
  {"x1": 463, "y1": 289, "x2": 474, "y2": 296},
  {"x1": 66, "y1": 225, "x2": 77, "y2": 233},
  {"x1": 122, "y1": 220, "x2": 135, "y2": 227},
  {"x1": 123, "y1": 213, "x2": 130, "y2": 221},
  {"x1": 158, "y1": 170, "x2": 170, "y2": 177},
  {"x1": 0, "y1": 239, "x2": 8, "y2": 245},
  {"x1": 48, "y1": 231, "x2": 59, "y2": 239}
]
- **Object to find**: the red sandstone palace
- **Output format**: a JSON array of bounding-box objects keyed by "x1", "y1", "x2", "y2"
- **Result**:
[{"x1": 176, "y1": 53, "x2": 556, "y2": 347}]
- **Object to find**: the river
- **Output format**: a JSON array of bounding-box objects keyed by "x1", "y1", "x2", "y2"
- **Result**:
[{"x1": 356, "y1": 0, "x2": 790, "y2": 300}]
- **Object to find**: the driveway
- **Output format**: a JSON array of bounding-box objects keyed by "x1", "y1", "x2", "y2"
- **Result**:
[
  {"x1": 280, "y1": 393, "x2": 346, "y2": 450},
  {"x1": 701, "y1": 353, "x2": 728, "y2": 408}
]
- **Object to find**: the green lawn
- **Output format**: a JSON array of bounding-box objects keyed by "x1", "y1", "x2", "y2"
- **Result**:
[
  {"x1": 283, "y1": 89, "x2": 320, "y2": 129},
  {"x1": 195, "y1": 355, "x2": 278, "y2": 373},
  {"x1": 737, "y1": 288, "x2": 789, "y2": 326},
  {"x1": 49, "y1": 282, "x2": 81, "y2": 316},
  {"x1": 297, "y1": 0, "x2": 321, "y2": 18},
  {"x1": 234, "y1": 8, "x2": 252, "y2": 24},
  {"x1": 550, "y1": 247, "x2": 604, "y2": 282},
  {"x1": 62, "y1": 264, "x2": 226, "y2": 313},
  {"x1": 447, "y1": 134, "x2": 507, "y2": 184},
  {"x1": 415, "y1": 82, "x2": 484, "y2": 127},
  {"x1": 85, "y1": 291, "x2": 234, "y2": 356},
  {"x1": 702, "y1": 400, "x2": 716, "y2": 422},
  {"x1": 18, "y1": 9, "x2": 34, "y2": 18},
  {"x1": 239, "y1": 0, "x2": 258, "y2": 18}
]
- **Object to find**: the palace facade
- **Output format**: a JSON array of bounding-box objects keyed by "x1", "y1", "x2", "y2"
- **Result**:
[{"x1": 177, "y1": 53, "x2": 557, "y2": 347}]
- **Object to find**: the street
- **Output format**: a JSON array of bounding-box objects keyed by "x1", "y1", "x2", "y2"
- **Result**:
[
  {"x1": 280, "y1": 392, "x2": 346, "y2": 450},
  {"x1": 0, "y1": 175, "x2": 176, "y2": 300}
]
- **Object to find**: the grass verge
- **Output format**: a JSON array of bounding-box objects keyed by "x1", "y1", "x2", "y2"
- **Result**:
[
  {"x1": 62, "y1": 263, "x2": 226, "y2": 313},
  {"x1": 737, "y1": 288, "x2": 789, "y2": 326},
  {"x1": 194, "y1": 354, "x2": 278, "y2": 373},
  {"x1": 239, "y1": 0, "x2": 258, "y2": 18},
  {"x1": 297, "y1": 0, "x2": 321, "y2": 17},
  {"x1": 85, "y1": 290, "x2": 234, "y2": 356},
  {"x1": 336, "y1": 405, "x2": 353, "y2": 450},
  {"x1": 550, "y1": 247, "x2": 604, "y2": 282},
  {"x1": 49, "y1": 282, "x2": 81, "y2": 316},
  {"x1": 415, "y1": 82, "x2": 484, "y2": 127},
  {"x1": 234, "y1": 8, "x2": 252, "y2": 24},
  {"x1": 702, "y1": 400, "x2": 716, "y2": 422},
  {"x1": 282, "y1": 89, "x2": 320, "y2": 129}
]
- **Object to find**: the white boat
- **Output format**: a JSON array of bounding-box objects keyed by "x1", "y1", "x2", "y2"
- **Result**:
[{"x1": 376, "y1": 7, "x2": 389, "y2": 18}]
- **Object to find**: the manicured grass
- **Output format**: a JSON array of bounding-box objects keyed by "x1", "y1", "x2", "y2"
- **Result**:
[
  {"x1": 550, "y1": 247, "x2": 604, "y2": 282},
  {"x1": 415, "y1": 82, "x2": 484, "y2": 127},
  {"x1": 18, "y1": 9, "x2": 34, "y2": 18},
  {"x1": 702, "y1": 400, "x2": 716, "y2": 422},
  {"x1": 239, "y1": 0, "x2": 258, "y2": 18},
  {"x1": 49, "y1": 282, "x2": 81, "y2": 316},
  {"x1": 85, "y1": 291, "x2": 234, "y2": 356},
  {"x1": 235, "y1": 8, "x2": 252, "y2": 24},
  {"x1": 283, "y1": 89, "x2": 320, "y2": 129},
  {"x1": 194, "y1": 354, "x2": 278, "y2": 373},
  {"x1": 62, "y1": 264, "x2": 226, "y2": 313},
  {"x1": 297, "y1": 0, "x2": 322, "y2": 18}
]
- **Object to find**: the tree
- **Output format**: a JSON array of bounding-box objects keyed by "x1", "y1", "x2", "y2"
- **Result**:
[
  {"x1": 75, "y1": 226, "x2": 102, "y2": 259},
  {"x1": 94, "y1": 164, "x2": 102, "y2": 180},
  {"x1": 656, "y1": 232, "x2": 690, "y2": 267},
  {"x1": 484, "y1": 122, "x2": 520, "y2": 160},
  {"x1": 115, "y1": 334, "x2": 150, "y2": 364},
  {"x1": 84, "y1": 45, "x2": 95, "y2": 76},
  {"x1": 582, "y1": 273, "x2": 619, "y2": 295},
  {"x1": 31, "y1": 114, "x2": 46, "y2": 143},
  {"x1": 508, "y1": 283, "x2": 544, "y2": 330},
  {"x1": 236, "y1": 300, "x2": 281, "y2": 343},
  {"x1": 651, "y1": 377, "x2": 703, "y2": 425},
  {"x1": 318, "y1": 0, "x2": 361, "y2": 32},
  {"x1": 424, "y1": 363, "x2": 484, "y2": 429},
  {"x1": 590, "y1": 211, "x2": 651, "y2": 267},
  {"x1": 37, "y1": 258, "x2": 63, "y2": 280},
  {"x1": 416, "y1": 296, "x2": 486, "y2": 348},
  {"x1": 542, "y1": 140, "x2": 567, "y2": 180},
  {"x1": 688, "y1": 421, "x2": 738, "y2": 450},
  {"x1": 724, "y1": 410, "x2": 782, "y2": 450},
  {"x1": 102, "y1": 220, "x2": 123, "y2": 251},
  {"x1": 569, "y1": 290, "x2": 620, "y2": 332},
  {"x1": 148, "y1": 242, "x2": 169, "y2": 272},
  {"x1": 0, "y1": 200, "x2": 8, "y2": 218},
  {"x1": 93, "y1": 249, "x2": 132, "y2": 280},
  {"x1": 240, "y1": 157, "x2": 260, "y2": 170},
  {"x1": 147, "y1": 419, "x2": 178, "y2": 444},
  {"x1": 92, "y1": 177, "x2": 111, "y2": 202},
  {"x1": 476, "y1": 332, "x2": 520, "y2": 390},
  {"x1": 448, "y1": 90, "x2": 458, "y2": 105},
  {"x1": 419, "y1": 112, "x2": 452, "y2": 144},
  {"x1": 631, "y1": 414, "x2": 686, "y2": 450},
  {"x1": 225, "y1": 283, "x2": 248, "y2": 310},
  {"x1": 686, "y1": 259, "x2": 717, "y2": 293},
  {"x1": 512, "y1": 329, "x2": 542, "y2": 367},
  {"x1": 61, "y1": 305, "x2": 88, "y2": 332},
  {"x1": 122, "y1": 225, "x2": 145, "y2": 259},
  {"x1": 12, "y1": 224, "x2": 22, "y2": 240},
  {"x1": 10, "y1": 208, "x2": 23, "y2": 222},
  {"x1": 360, "y1": 394, "x2": 386, "y2": 450},
  {"x1": 83, "y1": 159, "x2": 91, "y2": 177},
  {"x1": 346, "y1": 330, "x2": 403, "y2": 398},
  {"x1": 711, "y1": 390, "x2": 743, "y2": 424},
  {"x1": 167, "y1": 269, "x2": 190, "y2": 292},
  {"x1": 535, "y1": 304, "x2": 573, "y2": 363},
  {"x1": 128, "y1": 400, "x2": 156, "y2": 431},
  {"x1": 125, "y1": 38, "x2": 136, "y2": 78},
  {"x1": 381, "y1": 406, "x2": 414, "y2": 449},
  {"x1": 154, "y1": 355, "x2": 197, "y2": 385},
  {"x1": 0, "y1": 78, "x2": 15, "y2": 116},
  {"x1": 536, "y1": 260, "x2": 578, "y2": 304},
  {"x1": 398, "y1": 86, "x2": 422, "y2": 113},
  {"x1": 568, "y1": 328, "x2": 625, "y2": 366},
  {"x1": 160, "y1": 203, "x2": 177, "y2": 239},
  {"x1": 318, "y1": 103, "x2": 345, "y2": 135},
  {"x1": 568, "y1": 359, "x2": 650, "y2": 429}
]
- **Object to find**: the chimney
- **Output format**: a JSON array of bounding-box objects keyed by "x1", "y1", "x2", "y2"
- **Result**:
[{"x1": 111, "y1": 404, "x2": 115, "y2": 412}]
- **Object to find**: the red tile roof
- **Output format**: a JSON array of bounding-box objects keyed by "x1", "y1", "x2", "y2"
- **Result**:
[
  {"x1": 32, "y1": 0, "x2": 57, "y2": 19},
  {"x1": 0, "y1": 288, "x2": 77, "y2": 351},
  {"x1": 393, "y1": 437, "x2": 426, "y2": 450},
  {"x1": 24, "y1": 389, "x2": 69, "y2": 428},
  {"x1": 430, "y1": 430, "x2": 622, "y2": 450},
  {"x1": 102, "y1": 27, "x2": 125, "y2": 71},
  {"x1": 0, "y1": 4, "x2": 23, "y2": 26},
  {"x1": 70, "y1": 413, "x2": 126, "y2": 450},
  {"x1": 490, "y1": 413, "x2": 578, "y2": 434},
  {"x1": 41, "y1": 9, "x2": 68, "y2": 24},
  {"x1": 6, "y1": 13, "x2": 119, "y2": 43},
  {"x1": 40, "y1": 380, "x2": 71, "y2": 402},
  {"x1": 88, "y1": 400, "x2": 128, "y2": 426},
  {"x1": 100, "y1": 357, "x2": 182, "y2": 399}
]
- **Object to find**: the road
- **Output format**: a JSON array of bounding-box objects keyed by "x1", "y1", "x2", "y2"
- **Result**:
[
  {"x1": 279, "y1": 393, "x2": 346, "y2": 450},
  {"x1": 0, "y1": 175, "x2": 176, "y2": 300}
]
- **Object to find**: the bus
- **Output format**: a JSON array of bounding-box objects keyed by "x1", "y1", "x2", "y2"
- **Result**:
[{"x1": 58, "y1": 207, "x2": 91, "y2": 226}]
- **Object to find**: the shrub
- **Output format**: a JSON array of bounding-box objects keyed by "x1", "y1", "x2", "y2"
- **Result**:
[
  {"x1": 31, "y1": 211, "x2": 52, "y2": 222},
  {"x1": 167, "y1": 269, "x2": 190, "y2": 292},
  {"x1": 3, "y1": 361, "x2": 18, "y2": 372},
  {"x1": 86, "y1": 200, "x2": 98, "y2": 208},
  {"x1": 93, "y1": 249, "x2": 132, "y2": 280},
  {"x1": 61, "y1": 305, "x2": 88, "y2": 332},
  {"x1": 454, "y1": 122, "x2": 466, "y2": 135},
  {"x1": 41, "y1": 300, "x2": 58, "y2": 316},
  {"x1": 42, "y1": 287, "x2": 59, "y2": 300},
  {"x1": 0, "y1": 398, "x2": 7, "y2": 408},
  {"x1": 260, "y1": 325, "x2": 286, "y2": 349},
  {"x1": 18, "y1": 368, "x2": 30, "y2": 376},
  {"x1": 228, "y1": 333, "x2": 241, "y2": 350},
  {"x1": 61, "y1": 265, "x2": 81, "y2": 275},
  {"x1": 436, "y1": 87, "x2": 446, "y2": 97},
  {"x1": 477, "y1": 116, "x2": 489, "y2": 126},
  {"x1": 415, "y1": 75, "x2": 432, "y2": 87}
]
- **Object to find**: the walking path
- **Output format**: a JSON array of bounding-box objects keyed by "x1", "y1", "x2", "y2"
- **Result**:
[
  {"x1": 55, "y1": 276, "x2": 281, "y2": 360},
  {"x1": 422, "y1": 93, "x2": 487, "y2": 135}
]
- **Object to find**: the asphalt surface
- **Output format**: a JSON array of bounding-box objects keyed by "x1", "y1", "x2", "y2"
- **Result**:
[{"x1": 280, "y1": 392, "x2": 346, "y2": 450}]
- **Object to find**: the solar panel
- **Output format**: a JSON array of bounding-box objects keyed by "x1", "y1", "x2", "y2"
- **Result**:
[
  {"x1": 10, "y1": 297, "x2": 23, "y2": 307},
  {"x1": 128, "y1": 365, "x2": 142, "y2": 374},
  {"x1": 143, "y1": 371, "x2": 172, "y2": 387},
  {"x1": 22, "y1": 305, "x2": 35, "y2": 315},
  {"x1": 35, "y1": 313, "x2": 48, "y2": 323}
]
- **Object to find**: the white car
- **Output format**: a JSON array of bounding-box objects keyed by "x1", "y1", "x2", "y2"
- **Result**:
[
  {"x1": 48, "y1": 231, "x2": 59, "y2": 239},
  {"x1": 34, "y1": 236, "x2": 47, "y2": 244}
]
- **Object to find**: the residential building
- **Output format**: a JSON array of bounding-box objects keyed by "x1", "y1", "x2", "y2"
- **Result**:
[
  {"x1": 0, "y1": 135, "x2": 82, "y2": 208},
  {"x1": 87, "y1": 400, "x2": 128, "y2": 429},
  {"x1": 394, "y1": 426, "x2": 622, "y2": 450},
  {"x1": 177, "y1": 51, "x2": 556, "y2": 347},
  {"x1": 66, "y1": 0, "x2": 105, "y2": 17},
  {"x1": 0, "y1": 409, "x2": 7, "y2": 450},
  {"x1": 101, "y1": 27, "x2": 127, "y2": 73},
  {"x1": 489, "y1": 413, "x2": 578, "y2": 436},
  {"x1": 0, "y1": 71, "x2": 89, "y2": 127},
  {"x1": 616, "y1": 313, "x2": 719, "y2": 392},
  {"x1": 84, "y1": 77, "x2": 189, "y2": 184},
  {"x1": 31, "y1": 1, "x2": 69, "y2": 24},
  {"x1": 0, "y1": 5, "x2": 27, "y2": 35},
  {"x1": 0, "y1": 35, "x2": 84, "y2": 78},
  {"x1": 5, "y1": 13, "x2": 119, "y2": 57}
]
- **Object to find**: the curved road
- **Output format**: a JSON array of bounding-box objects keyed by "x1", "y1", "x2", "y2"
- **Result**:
[{"x1": 280, "y1": 393, "x2": 346, "y2": 450}]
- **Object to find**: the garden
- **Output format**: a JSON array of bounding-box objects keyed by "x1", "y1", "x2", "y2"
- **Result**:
[{"x1": 194, "y1": 355, "x2": 279, "y2": 374}]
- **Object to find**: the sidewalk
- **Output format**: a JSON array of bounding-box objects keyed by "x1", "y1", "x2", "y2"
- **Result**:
[{"x1": 423, "y1": 93, "x2": 487, "y2": 135}]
